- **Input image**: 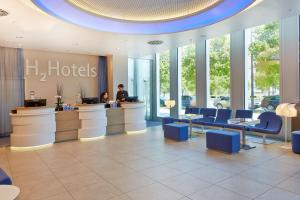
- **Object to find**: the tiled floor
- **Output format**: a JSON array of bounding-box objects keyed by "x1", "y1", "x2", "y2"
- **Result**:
[{"x1": 1, "y1": 126, "x2": 300, "y2": 200}]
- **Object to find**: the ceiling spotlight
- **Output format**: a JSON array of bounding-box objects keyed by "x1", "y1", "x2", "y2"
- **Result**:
[
  {"x1": 0, "y1": 9, "x2": 9, "y2": 17},
  {"x1": 147, "y1": 40, "x2": 163, "y2": 45}
]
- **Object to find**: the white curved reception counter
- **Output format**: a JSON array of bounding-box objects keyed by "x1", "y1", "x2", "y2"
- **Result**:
[
  {"x1": 77, "y1": 104, "x2": 107, "y2": 139},
  {"x1": 10, "y1": 107, "x2": 56, "y2": 148},
  {"x1": 121, "y1": 102, "x2": 146, "y2": 133}
]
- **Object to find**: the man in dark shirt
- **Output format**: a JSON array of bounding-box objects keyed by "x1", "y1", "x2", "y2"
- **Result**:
[{"x1": 116, "y1": 84, "x2": 128, "y2": 102}]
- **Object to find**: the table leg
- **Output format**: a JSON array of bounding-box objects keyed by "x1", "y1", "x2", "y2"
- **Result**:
[
  {"x1": 189, "y1": 120, "x2": 192, "y2": 138},
  {"x1": 240, "y1": 129, "x2": 256, "y2": 150}
]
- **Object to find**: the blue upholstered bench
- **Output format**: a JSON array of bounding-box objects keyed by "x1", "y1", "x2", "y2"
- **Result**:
[
  {"x1": 292, "y1": 131, "x2": 300, "y2": 154},
  {"x1": 206, "y1": 130, "x2": 240, "y2": 153},
  {"x1": 0, "y1": 168, "x2": 12, "y2": 185},
  {"x1": 164, "y1": 123, "x2": 188, "y2": 141}
]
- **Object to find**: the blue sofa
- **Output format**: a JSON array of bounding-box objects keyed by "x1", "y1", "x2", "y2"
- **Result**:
[
  {"x1": 225, "y1": 109, "x2": 253, "y2": 130},
  {"x1": 192, "y1": 108, "x2": 217, "y2": 125},
  {"x1": 246, "y1": 112, "x2": 282, "y2": 143}
]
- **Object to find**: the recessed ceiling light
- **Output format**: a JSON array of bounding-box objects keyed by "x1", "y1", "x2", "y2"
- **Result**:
[
  {"x1": 147, "y1": 40, "x2": 163, "y2": 45},
  {"x1": 0, "y1": 9, "x2": 9, "y2": 17}
]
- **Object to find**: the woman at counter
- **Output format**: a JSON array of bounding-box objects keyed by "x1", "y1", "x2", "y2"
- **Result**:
[{"x1": 100, "y1": 92, "x2": 110, "y2": 108}]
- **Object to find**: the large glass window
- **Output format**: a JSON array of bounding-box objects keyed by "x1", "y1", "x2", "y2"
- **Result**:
[
  {"x1": 245, "y1": 22, "x2": 280, "y2": 118},
  {"x1": 207, "y1": 35, "x2": 231, "y2": 109},
  {"x1": 157, "y1": 51, "x2": 170, "y2": 117},
  {"x1": 136, "y1": 59, "x2": 152, "y2": 119},
  {"x1": 178, "y1": 44, "x2": 196, "y2": 114}
]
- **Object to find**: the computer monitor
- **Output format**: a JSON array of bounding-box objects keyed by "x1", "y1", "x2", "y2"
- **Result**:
[
  {"x1": 24, "y1": 99, "x2": 47, "y2": 107},
  {"x1": 82, "y1": 97, "x2": 99, "y2": 104},
  {"x1": 125, "y1": 96, "x2": 138, "y2": 102}
]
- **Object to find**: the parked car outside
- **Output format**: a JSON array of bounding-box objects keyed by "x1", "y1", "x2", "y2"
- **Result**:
[
  {"x1": 213, "y1": 96, "x2": 230, "y2": 109},
  {"x1": 261, "y1": 95, "x2": 280, "y2": 111}
]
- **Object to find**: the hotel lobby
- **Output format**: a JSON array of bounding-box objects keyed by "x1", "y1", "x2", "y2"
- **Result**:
[{"x1": 1, "y1": 0, "x2": 300, "y2": 199}]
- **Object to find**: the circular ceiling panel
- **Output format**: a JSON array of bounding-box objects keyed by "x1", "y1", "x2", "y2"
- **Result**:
[
  {"x1": 67, "y1": 0, "x2": 222, "y2": 22},
  {"x1": 32, "y1": 0, "x2": 256, "y2": 34}
]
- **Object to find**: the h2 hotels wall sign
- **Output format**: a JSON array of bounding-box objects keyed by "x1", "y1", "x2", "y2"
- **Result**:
[{"x1": 25, "y1": 59, "x2": 98, "y2": 81}]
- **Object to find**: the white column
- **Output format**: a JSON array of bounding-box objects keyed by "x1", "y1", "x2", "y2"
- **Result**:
[
  {"x1": 170, "y1": 48, "x2": 179, "y2": 117},
  {"x1": 230, "y1": 30, "x2": 246, "y2": 113},
  {"x1": 280, "y1": 16, "x2": 299, "y2": 103},
  {"x1": 195, "y1": 39, "x2": 208, "y2": 108}
]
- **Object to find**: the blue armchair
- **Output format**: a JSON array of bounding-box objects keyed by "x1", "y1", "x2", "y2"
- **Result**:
[
  {"x1": 247, "y1": 112, "x2": 282, "y2": 143},
  {"x1": 210, "y1": 109, "x2": 232, "y2": 127},
  {"x1": 192, "y1": 108, "x2": 217, "y2": 125},
  {"x1": 177, "y1": 107, "x2": 202, "y2": 123},
  {"x1": 225, "y1": 109, "x2": 253, "y2": 130}
]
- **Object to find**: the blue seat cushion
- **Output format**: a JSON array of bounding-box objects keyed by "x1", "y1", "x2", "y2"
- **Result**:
[
  {"x1": 0, "y1": 168, "x2": 12, "y2": 185},
  {"x1": 235, "y1": 110, "x2": 253, "y2": 119},
  {"x1": 192, "y1": 117, "x2": 215, "y2": 125},
  {"x1": 206, "y1": 130, "x2": 240, "y2": 154},
  {"x1": 164, "y1": 123, "x2": 189, "y2": 141},
  {"x1": 224, "y1": 124, "x2": 245, "y2": 130},
  {"x1": 246, "y1": 126, "x2": 279, "y2": 135},
  {"x1": 292, "y1": 131, "x2": 300, "y2": 154},
  {"x1": 185, "y1": 107, "x2": 201, "y2": 115},
  {"x1": 214, "y1": 109, "x2": 232, "y2": 124}
]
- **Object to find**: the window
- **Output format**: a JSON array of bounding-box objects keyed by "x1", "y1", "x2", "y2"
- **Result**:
[
  {"x1": 178, "y1": 44, "x2": 196, "y2": 114},
  {"x1": 136, "y1": 59, "x2": 152, "y2": 119},
  {"x1": 157, "y1": 51, "x2": 170, "y2": 117},
  {"x1": 207, "y1": 35, "x2": 231, "y2": 109},
  {"x1": 245, "y1": 22, "x2": 280, "y2": 118}
]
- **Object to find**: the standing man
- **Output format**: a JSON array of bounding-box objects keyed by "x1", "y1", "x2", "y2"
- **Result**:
[{"x1": 116, "y1": 84, "x2": 128, "y2": 102}]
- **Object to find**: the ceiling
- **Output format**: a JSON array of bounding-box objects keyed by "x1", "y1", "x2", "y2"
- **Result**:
[
  {"x1": 0, "y1": 0, "x2": 299, "y2": 58},
  {"x1": 67, "y1": 0, "x2": 221, "y2": 22}
]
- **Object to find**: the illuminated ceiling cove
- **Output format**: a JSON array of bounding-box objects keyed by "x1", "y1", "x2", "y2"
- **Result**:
[{"x1": 32, "y1": 0, "x2": 256, "y2": 34}]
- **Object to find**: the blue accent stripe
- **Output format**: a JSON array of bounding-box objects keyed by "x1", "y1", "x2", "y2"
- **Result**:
[{"x1": 32, "y1": 0, "x2": 255, "y2": 34}]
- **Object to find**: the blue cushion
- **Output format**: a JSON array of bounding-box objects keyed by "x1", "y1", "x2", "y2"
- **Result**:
[
  {"x1": 192, "y1": 117, "x2": 215, "y2": 125},
  {"x1": 200, "y1": 108, "x2": 217, "y2": 117},
  {"x1": 0, "y1": 168, "x2": 12, "y2": 185},
  {"x1": 176, "y1": 119, "x2": 190, "y2": 123},
  {"x1": 292, "y1": 131, "x2": 300, "y2": 154},
  {"x1": 164, "y1": 123, "x2": 189, "y2": 141},
  {"x1": 235, "y1": 110, "x2": 253, "y2": 119},
  {"x1": 185, "y1": 107, "x2": 201, "y2": 115},
  {"x1": 215, "y1": 109, "x2": 232, "y2": 124},
  {"x1": 206, "y1": 130, "x2": 240, "y2": 154},
  {"x1": 162, "y1": 117, "x2": 175, "y2": 130}
]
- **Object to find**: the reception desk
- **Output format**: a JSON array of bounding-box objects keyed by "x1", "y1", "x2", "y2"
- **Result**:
[
  {"x1": 121, "y1": 102, "x2": 146, "y2": 132},
  {"x1": 10, "y1": 102, "x2": 146, "y2": 147},
  {"x1": 77, "y1": 104, "x2": 107, "y2": 139},
  {"x1": 10, "y1": 107, "x2": 56, "y2": 148}
]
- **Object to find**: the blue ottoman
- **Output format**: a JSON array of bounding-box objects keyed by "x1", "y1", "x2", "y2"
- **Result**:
[
  {"x1": 162, "y1": 117, "x2": 175, "y2": 130},
  {"x1": 164, "y1": 123, "x2": 188, "y2": 141},
  {"x1": 0, "y1": 168, "x2": 12, "y2": 185},
  {"x1": 206, "y1": 130, "x2": 240, "y2": 154},
  {"x1": 292, "y1": 131, "x2": 300, "y2": 154}
]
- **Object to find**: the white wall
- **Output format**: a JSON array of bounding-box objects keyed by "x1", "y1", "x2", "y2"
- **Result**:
[{"x1": 24, "y1": 49, "x2": 99, "y2": 105}]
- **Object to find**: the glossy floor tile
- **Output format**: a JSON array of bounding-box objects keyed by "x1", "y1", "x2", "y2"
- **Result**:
[{"x1": 1, "y1": 126, "x2": 300, "y2": 200}]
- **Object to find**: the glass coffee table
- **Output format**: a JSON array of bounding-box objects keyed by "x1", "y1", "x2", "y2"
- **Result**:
[
  {"x1": 178, "y1": 114, "x2": 203, "y2": 138},
  {"x1": 228, "y1": 118, "x2": 261, "y2": 150}
]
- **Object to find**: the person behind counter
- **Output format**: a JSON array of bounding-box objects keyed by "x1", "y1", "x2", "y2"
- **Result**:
[
  {"x1": 100, "y1": 91, "x2": 111, "y2": 108},
  {"x1": 116, "y1": 84, "x2": 128, "y2": 102}
]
